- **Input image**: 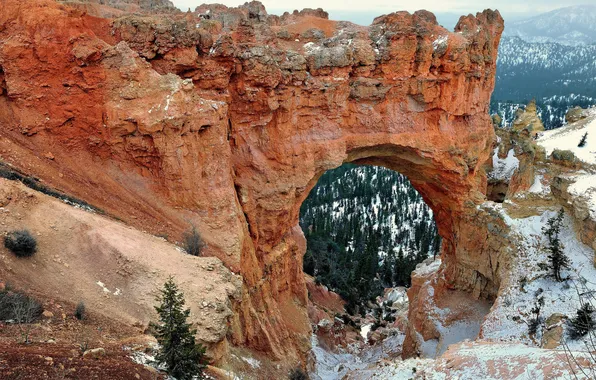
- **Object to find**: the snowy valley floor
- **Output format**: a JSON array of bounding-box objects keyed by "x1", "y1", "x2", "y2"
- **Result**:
[{"x1": 311, "y1": 201, "x2": 596, "y2": 379}]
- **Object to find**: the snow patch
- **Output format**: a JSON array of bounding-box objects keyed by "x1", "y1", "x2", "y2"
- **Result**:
[
  {"x1": 96, "y1": 281, "x2": 110, "y2": 293},
  {"x1": 489, "y1": 148, "x2": 519, "y2": 181},
  {"x1": 240, "y1": 356, "x2": 261, "y2": 369},
  {"x1": 432, "y1": 35, "x2": 449, "y2": 51},
  {"x1": 528, "y1": 174, "x2": 546, "y2": 194},
  {"x1": 360, "y1": 323, "x2": 371, "y2": 343},
  {"x1": 413, "y1": 258, "x2": 441, "y2": 277}
]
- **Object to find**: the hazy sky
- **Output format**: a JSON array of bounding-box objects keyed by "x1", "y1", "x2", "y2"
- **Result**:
[{"x1": 170, "y1": 0, "x2": 589, "y2": 27}]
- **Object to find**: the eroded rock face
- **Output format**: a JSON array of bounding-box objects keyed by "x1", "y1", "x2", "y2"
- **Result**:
[
  {"x1": 57, "y1": 0, "x2": 177, "y2": 17},
  {"x1": 512, "y1": 99, "x2": 545, "y2": 138},
  {"x1": 0, "y1": 0, "x2": 504, "y2": 363}
]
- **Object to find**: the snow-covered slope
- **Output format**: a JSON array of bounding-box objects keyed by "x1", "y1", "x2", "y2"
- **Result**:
[
  {"x1": 538, "y1": 107, "x2": 596, "y2": 165},
  {"x1": 503, "y1": 5, "x2": 596, "y2": 46},
  {"x1": 481, "y1": 205, "x2": 596, "y2": 345}
]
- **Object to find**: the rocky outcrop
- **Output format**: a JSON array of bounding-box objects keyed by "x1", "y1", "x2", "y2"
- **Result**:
[
  {"x1": 57, "y1": 0, "x2": 177, "y2": 17},
  {"x1": 0, "y1": 0, "x2": 504, "y2": 364},
  {"x1": 487, "y1": 100, "x2": 545, "y2": 201},
  {"x1": 512, "y1": 99, "x2": 544, "y2": 138},
  {"x1": 565, "y1": 106, "x2": 589, "y2": 124},
  {"x1": 552, "y1": 174, "x2": 596, "y2": 257}
]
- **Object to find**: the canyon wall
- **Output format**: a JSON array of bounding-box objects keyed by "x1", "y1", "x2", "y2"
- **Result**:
[{"x1": 0, "y1": 0, "x2": 504, "y2": 363}]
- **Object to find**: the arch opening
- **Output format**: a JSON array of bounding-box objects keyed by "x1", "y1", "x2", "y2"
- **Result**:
[{"x1": 299, "y1": 163, "x2": 442, "y2": 316}]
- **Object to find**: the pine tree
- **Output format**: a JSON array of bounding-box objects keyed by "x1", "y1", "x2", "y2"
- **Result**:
[
  {"x1": 541, "y1": 209, "x2": 570, "y2": 282},
  {"x1": 381, "y1": 251, "x2": 395, "y2": 287},
  {"x1": 568, "y1": 302, "x2": 596, "y2": 339},
  {"x1": 152, "y1": 277, "x2": 206, "y2": 380},
  {"x1": 578, "y1": 132, "x2": 588, "y2": 148}
]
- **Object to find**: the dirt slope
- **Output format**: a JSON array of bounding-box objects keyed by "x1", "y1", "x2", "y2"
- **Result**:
[{"x1": 0, "y1": 177, "x2": 241, "y2": 362}]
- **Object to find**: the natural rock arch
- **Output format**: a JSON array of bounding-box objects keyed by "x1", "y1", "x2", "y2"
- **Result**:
[{"x1": 0, "y1": 0, "x2": 504, "y2": 363}]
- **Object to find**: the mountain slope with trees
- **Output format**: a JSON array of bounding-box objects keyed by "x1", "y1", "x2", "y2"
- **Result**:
[
  {"x1": 300, "y1": 164, "x2": 440, "y2": 314},
  {"x1": 491, "y1": 36, "x2": 596, "y2": 129}
]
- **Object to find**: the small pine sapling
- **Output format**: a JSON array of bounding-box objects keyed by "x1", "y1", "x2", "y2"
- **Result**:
[{"x1": 578, "y1": 132, "x2": 588, "y2": 148}]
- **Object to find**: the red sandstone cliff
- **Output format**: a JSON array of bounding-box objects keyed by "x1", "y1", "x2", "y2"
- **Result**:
[{"x1": 0, "y1": 0, "x2": 504, "y2": 363}]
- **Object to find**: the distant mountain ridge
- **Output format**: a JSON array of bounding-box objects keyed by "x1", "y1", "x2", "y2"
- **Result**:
[
  {"x1": 503, "y1": 5, "x2": 596, "y2": 46},
  {"x1": 491, "y1": 35, "x2": 596, "y2": 129}
]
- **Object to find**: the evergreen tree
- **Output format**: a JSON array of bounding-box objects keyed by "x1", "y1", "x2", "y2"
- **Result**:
[
  {"x1": 152, "y1": 277, "x2": 206, "y2": 380},
  {"x1": 541, "y1": 209, "x2": 570, "y2": 282},
  {"x1": 569, "y1": 302, "x2": 596, "y2": 339},
  {"x1": 381, "y1": 251, "x2": 395, "y2": 287},
  {"x1": 578, "y1": 132, "x2": 588, "y2": 148}
]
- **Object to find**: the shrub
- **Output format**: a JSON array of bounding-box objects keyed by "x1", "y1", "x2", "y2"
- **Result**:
[
  {"x1": 4, "y1": 230, "x2": 37, "y2": 257},
  {"x1": 75, "y1": 301, "x2": 86, "y2": 320},
  {"x1": 0, "y1": 163, "x2": 99, "y2": 212},
  {"x1": 527, "y1": 295, "x2": 544, "y2": 338},
  {"x1": 551, "y1": 149, "x2": 577, "y2": 163},
  {"x1": 568, "y1": 303, "x2": 596, "y2": 340},
  {"x1": 528, "y1": 316, "x2": 544, "y2": 337},
  {"x1": 182, "y1": 226, "x2": 203, "y2": 256},
  {"x1": 0, "y1": 288, "x2": 43, "y2": 322},
  {"x1": 288, "y1": 367, "x2": 308, "y2": 380},
  {"x1": 578, "y1": 132, "x2": 588, "y2": 148}
]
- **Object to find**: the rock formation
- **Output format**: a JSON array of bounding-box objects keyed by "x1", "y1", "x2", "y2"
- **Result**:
[
  {"x1": 0, "y1": 0, "x2": 504, "y2": 364},
  {"x1": 57, "y1": 0, "x2": 178, "y2": 17},
  {"x1": 486, "y1": 100, "x2": 546, "y2": 202}
]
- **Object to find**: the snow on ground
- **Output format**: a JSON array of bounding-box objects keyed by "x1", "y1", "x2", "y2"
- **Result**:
[
  {"x1": 480, "y1": 202, "x2": 596, "y2": 352},
  {"x1": 311, "y1": 333, "x2": 406, "y2": 380},
  {"x1": 434, "y1": 320, "x2": 482, "y2": 357},
  {"x1": 360, "y1": 324, "x2": 372, "y2": 343},
  {"x1": 538, "y1": 109, "x2": 596, "y2": 165},
  {"x1": 384, "y1": 288, "x2": 407, "y2": 304},
  {"x1": 368, "y1": 357, "x2": 436, "y2": 379},
  {"x1": 240, "y1": 356, "x2": 261, "y2": 369},
  {"x1": 515, "y1": 172, "x2": 550, "y2": 199},
  {"x1": 528, "y1": 174, "x2": 546, "y2": 194},
  {"x1": 413, "y1": 258, "x2": 441, "y2": 277},
  {"x1": 489, "y1": 148, "x2": 519, "y2": 181},
  {"x1": 368, "y1": 339, "x2": 595, "y2": 379}
]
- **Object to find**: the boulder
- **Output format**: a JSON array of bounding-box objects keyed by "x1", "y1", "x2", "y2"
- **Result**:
[
  {"x1": 541, "y1": 313, "x2": 566, "y2": 349},
  {"x1": 83, "y1": 348, "x2": 106, "y2": 360}
]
